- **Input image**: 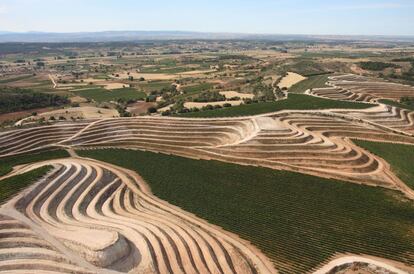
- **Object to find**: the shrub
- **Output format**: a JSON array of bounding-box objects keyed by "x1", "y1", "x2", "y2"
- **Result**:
[
  {"x1": 147, "y1": 107, "x2": 157, "y2": 114},
  {"x1": 193, "y1": 91, "x2": 225, "y2": 103}
]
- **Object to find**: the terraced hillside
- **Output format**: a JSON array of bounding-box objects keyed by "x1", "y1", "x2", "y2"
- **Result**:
[
  {"x1": 0, "y1": 158, "x2": 275, "y2": 273},
  {"x1": 309, "y1": 74, "x2": 414, "y2": 103},
  {"x1": 0, "y1": 122, "x2": 89, "y2": 156},
  {"x1": 2, "y1": 110, "x2": 413, "y2": 198},
  {"x1": 333, "y1": 105, "x2": 414, "y2": 135},
  {"x1": 0, "y1": 213, "x2": 95, "y2": 273},
  {"x1": 79, "y1": 148, "x2": 414, "y2": 274},
  {"x1": 1, "y1": 73, "x2": 414, "y2": 273}
]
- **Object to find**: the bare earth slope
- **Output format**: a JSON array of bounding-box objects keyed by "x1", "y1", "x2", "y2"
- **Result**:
[{"x1": 309, "y1": 74, "x2": 414, "y2": 103}]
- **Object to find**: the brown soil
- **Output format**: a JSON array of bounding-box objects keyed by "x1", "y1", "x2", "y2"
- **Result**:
[
  {"x1": 127, "y1": 102, "x2": 155, "y2": 115},
  {"x1": 0, "y1": 107, "x2": 53, "y2": 123}
]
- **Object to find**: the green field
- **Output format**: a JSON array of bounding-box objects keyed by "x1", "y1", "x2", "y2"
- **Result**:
[
  {"x1": 0, "y1": 74, "x2": 34, "y2": 84},
  {"x1": 94, "y1": 74, "x2": 110, "y2": 80},
  {"x1": 75, "y1": 87, "x2": 146, "y2": 102},
  {"x1": 177, "y1": 93, "x2": 374, "y2": 118},
  {"x1": 181, "y1": 83, "x2": 214, "y2": 94},
  {"x1": 138, "y1": 81, "x2": 172, "y2": 92},
  {"x1": 379, "y1": 99, "x2": 414, "y2": 111},
  {"x1": 79, "y1": 148, "x2": 414, "y2": 274},
  {"x1": 354, "y1": 140, "x2": 414, "y2": 190},
  {"x1": 289, "y1": 74, "x2": 331, "y2": 93},
  {"x1": 0, "y1": 150, "x2": 69, "y2": 176},
  {"x1": 280, "y1": 60, "x2": 329, "y2": 76},
  {"x1": 0, "y1": 166, "x2": 52, "y2": 204}
]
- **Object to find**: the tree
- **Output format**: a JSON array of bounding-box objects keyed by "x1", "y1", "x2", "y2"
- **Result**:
[
  {"x1": 147, "y1": 107, "x2": 157, "y2": 114},
  {"x1": 161, "y1": 110, "x2": 171, "y2": 116},
  {"x1": 36, "y1": 61, "x2": 45, "y2": 68}
]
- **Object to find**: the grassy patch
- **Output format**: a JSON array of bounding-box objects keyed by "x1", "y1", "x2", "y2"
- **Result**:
[
  {"x1": 0, "y1": 166, "x2": 52, "y2": 204},
  {"x1": 141, "y1": 66, "x2": 193, "y2": 74},
  {"x1": 0, "y1": 150, "x2": 69, "y2": 176},
  {"x1": 281, "y1": 60, "x2": 329, "y2": 76},
  {"x1": 289, "y1": 74, "x2": 330, "y2": 93},
  {"x1": 79, "y1": 148, "x2": 414, "y2": 274},
  {"x1": 174, "y1": 83, "x2": 215, "y2": 100},
  {"x1": 181, "y1": 83, "x2": 214, "y2": 94},
  {"x1": 94, "y1": 75, "x2": 110, "y2": 80},
  {"x1": 354, "y1": 140, "x2": 414, "y2": 190},
  {"x1": 75, "y1": 87, "x2": 146, "y2": 103},
  {"x1": 177, "y1": 93, "x2": 374, "y2": 118}
]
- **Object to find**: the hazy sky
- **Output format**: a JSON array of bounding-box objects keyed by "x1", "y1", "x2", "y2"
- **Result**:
[{"x1": 0, "y1": 0, "x2": 413, "y2": 35}]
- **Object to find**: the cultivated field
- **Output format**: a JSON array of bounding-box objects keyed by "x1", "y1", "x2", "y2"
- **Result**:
[
  {"x1": 80, "y1": 148, "x2": 414, "y2": 274},
  {"x1": 1, "y1": 101, "x2": 414, "y2": 272},
  {"x1": 1, "y1": 40, "x2": 414, "y2": 274}
]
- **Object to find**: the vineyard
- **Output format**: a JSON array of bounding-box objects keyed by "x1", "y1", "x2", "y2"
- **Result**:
[
  {"x1": 0, "y1": 166, "x2": 51, "y2": 203},
  {"x1": 178, "y1": 93, "x2": 372, "y2": 118},
  {"x1": 354, "y1": 140, "x2": 414, "y2": 190},
  {"x1": 0, "y1": 149, "x2": 69, "y2": 176},
  {"x1": 79, "y1": 148, "x2": 414, "y2": 274},
  {"x1": 289, "y1": 74, "x2": 331, "y2": 93},
  {"x1": 0, "y1": 73, "x2": 414, "y2": 273}
]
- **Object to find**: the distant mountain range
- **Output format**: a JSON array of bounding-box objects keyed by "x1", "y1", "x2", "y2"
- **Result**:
[{"x1": 0, "y1": 31, "x2": 413, "y2": 43}]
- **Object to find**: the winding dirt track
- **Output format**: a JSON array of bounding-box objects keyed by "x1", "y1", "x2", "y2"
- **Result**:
[{"x1": 1, "y1": 74, "x2": 414, "y2": 273}]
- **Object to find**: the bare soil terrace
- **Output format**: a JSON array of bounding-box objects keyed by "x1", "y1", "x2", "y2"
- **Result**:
[{"x1": 1, "y1": 40, "x2": 414, "y2": 273}]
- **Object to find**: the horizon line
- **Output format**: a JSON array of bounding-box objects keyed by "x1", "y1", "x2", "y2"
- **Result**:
[{"x1": 1, "y1": 30, "x2": 414, "y2": 38}]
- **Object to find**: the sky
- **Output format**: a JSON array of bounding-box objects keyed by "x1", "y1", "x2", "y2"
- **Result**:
[{"x1": 0, "y1": 0, "x2": 413, "y2": 36}]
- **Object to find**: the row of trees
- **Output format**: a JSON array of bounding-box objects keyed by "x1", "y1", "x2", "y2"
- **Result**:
[
  {"x1": 0, "y1": 87, "x2": 69, "y2": 114},
  {"x1": 358, "y1": 61, "x2": 400, "y2": 71},
  {"x1": 161, "y1": 102, "x2": 234, "y2": 116}
]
